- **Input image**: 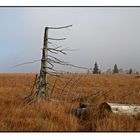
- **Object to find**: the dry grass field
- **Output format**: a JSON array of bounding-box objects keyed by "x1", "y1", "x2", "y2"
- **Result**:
[{"x1": 0, "y1": 73, "x2": 140, "y2": 131}]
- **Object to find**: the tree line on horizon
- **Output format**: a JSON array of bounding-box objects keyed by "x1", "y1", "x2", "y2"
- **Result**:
[{"x1": 91, "y1": 61, "x2": 139, "y2": 75}]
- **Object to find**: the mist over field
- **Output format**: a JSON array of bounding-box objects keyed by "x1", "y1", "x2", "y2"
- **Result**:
[{"x1": 0, "y1": 7, "x2": 140, "y2": 73}]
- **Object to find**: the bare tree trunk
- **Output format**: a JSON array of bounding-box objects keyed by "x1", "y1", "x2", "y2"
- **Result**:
[{"x1": 37, "y1": 27, "x2": 48, "y2": 102}]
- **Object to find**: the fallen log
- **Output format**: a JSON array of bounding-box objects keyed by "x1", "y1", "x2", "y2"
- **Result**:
[
  {"x1": 71, "y1": 102, "x2": 140, "y2": 119},
  {"x1": 99, "y1": 102, "x2": 140, "y2": 116}
]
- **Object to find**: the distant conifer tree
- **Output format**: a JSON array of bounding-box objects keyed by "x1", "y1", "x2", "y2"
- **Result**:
[
  {"x1": 113, "y1": 64, "x2": 119, "y2": 73},
  {"x1": 93, "y1": 62, "x2": 99, "y2": 74},
  {"x1": 129, "y1": 68, "x2": 133, "y2": 74}
]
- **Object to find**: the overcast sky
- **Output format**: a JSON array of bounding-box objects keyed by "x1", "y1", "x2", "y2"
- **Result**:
[{"x1": 0, "y1": 7, "x2": 140, "y2": 73}]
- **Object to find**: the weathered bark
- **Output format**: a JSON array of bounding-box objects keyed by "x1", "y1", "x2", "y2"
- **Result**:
[
  {"x1": 99, "y1": 102, "x2": 140, "y2": 116},
  {"x1": 37, "y1": 27, "x2": 48, "y2": 102}
]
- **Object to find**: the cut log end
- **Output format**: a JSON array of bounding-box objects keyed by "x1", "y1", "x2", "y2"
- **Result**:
[{"x1": 99, "y1": 102, "x2": 112, "y2": 113}]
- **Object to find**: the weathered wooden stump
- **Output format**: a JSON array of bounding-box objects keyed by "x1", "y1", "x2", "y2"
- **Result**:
[
  {"x1": 71, "y1": 108, "x2": 86, "y2": 118},
  {"x1": 71, "y1": 102, "x2": 97, "y2": 118}
]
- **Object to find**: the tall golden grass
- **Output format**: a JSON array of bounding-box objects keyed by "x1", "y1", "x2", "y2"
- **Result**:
[{"x1": 0, "y1": 73, "x2": 140, "y2": 131}]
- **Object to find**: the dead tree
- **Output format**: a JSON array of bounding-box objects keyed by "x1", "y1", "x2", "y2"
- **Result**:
[
  {"x1": 37, "y1": 25, "x2": 73, "y2": 102},
  {"x1": 37, "y1": 27, "x2": 48, "y2": 102},
  {"x1": 22, "y1": 25, "x2": 74, "y2": 104},
  {"x1": 12, "y1": 24, "x2": 92, "y2": 105}
]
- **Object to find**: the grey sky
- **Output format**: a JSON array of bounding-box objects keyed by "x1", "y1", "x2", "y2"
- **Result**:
[{"x1": 0, "y1": 7, "x2": 140, "y2": 73}]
